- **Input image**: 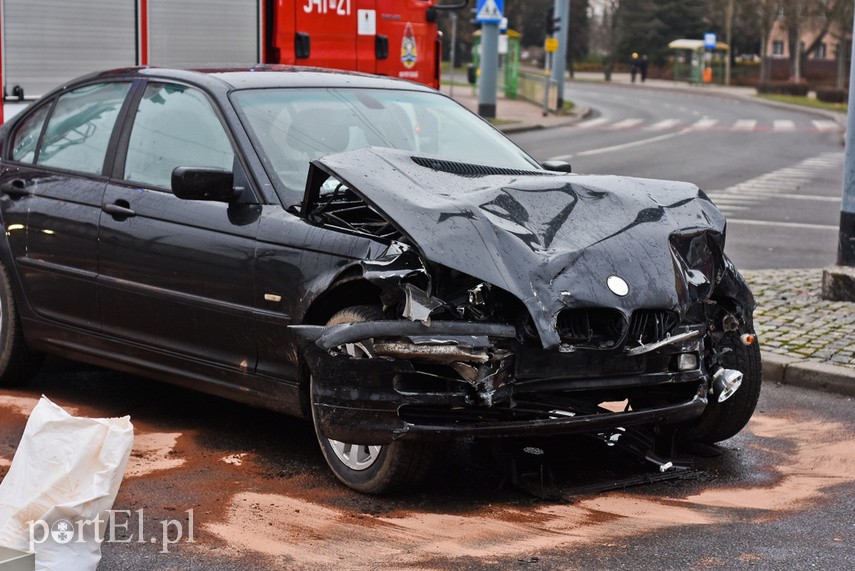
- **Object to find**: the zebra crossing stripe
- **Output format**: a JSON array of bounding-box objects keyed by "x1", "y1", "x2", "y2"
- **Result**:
[
  {"x1": 577, "y1": 117, "x2": 610, "y2": 129},
  {"x1": 575, "y1": 117, "x2": 842, "y2": 132},
  {"x1": 704, "y1": 194, "x2": 758, "y2": 203},
  {"x1": 646, "y1": 119, "x2": 680, "y2": 131},
  {"x1": 733, "y1": 119, "x2": 757, "y2": 131},
  {"x1": 812, "y1": 120, "x2": 840, "y2": 131},
  {"x1": 689, "y1": 118, "x2": 718, "y2": 129},
  {"x1": 773, "y1": 120, "x2": 796, "y2": 131},
  {"x1": 610, "y1": 118, "x2": 644, "y2": 129},
  {"x1": 705, "y1": 152, "x2": 844, "y2": 217}
]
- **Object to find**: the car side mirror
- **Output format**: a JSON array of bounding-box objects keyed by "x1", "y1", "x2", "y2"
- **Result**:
[
  {"x1": 541, "y1": 160, "x2": 572, "y2": 173},
  {"x1": 171, "y1": 167, "x2": 237, "y2": 202}
]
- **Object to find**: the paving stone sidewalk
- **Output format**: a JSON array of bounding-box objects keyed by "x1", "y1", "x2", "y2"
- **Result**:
[
  {"x1": 743, "y1": 269, "x2": 855, "y2": 396},
  {"x1": 745, "y1": 269, "x2": 855, "y2": 370}
]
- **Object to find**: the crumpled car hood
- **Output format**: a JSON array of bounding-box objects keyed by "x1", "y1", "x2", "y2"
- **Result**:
[{"x1": 314, "y1": 148, "x2": 728, "y2": 349}]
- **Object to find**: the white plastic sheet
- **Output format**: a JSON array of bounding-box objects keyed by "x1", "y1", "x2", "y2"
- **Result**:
[{"x1": 0, "y1": 396, "x2": 133, "y2": 571}]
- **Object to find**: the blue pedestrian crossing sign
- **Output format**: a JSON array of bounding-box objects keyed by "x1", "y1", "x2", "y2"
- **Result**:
[
  {"x1": 476, "y1": 0, "x2": 504, "y2": 24},
  {"x1": 704, "y1": 33, "x2": 717, "y2": 50}
]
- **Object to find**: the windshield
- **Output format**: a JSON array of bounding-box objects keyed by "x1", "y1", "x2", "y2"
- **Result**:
[{"x1": 232, "y1": 88, "x2": 541, "y2": 196}]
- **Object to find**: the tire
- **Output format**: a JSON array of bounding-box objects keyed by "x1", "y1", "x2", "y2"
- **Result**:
[
  {"x1": 680, "y1": 333, "x2": 762, "y2": 444},
  {"x1": 311, "y1": 305, "x2": 437, "y2": 494},
  {"x1": 0, "y1": 261, "x2": 45, "y2": 386}
]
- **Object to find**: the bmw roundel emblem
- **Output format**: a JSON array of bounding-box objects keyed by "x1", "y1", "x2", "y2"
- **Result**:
[{"x1": 607, "y1": 275, "x2": 629, "y2": 297}]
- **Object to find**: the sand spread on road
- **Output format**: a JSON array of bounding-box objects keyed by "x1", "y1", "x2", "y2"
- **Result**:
[{"x1": 203, "y1": 412, "x2": 855, "y2": 568}]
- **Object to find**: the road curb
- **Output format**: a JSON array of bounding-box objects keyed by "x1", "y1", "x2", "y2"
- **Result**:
[
  {"x1": 568, "y1": 79, "x2": 846, "y2": 127},
  {"x1": 762, "y1": 351, "x2": 855, "y2": 397},
  {"x1": 497, "y1": 105, "x2": 592, "y2": 134}
]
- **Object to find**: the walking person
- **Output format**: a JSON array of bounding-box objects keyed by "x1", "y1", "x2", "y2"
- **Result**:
[{"x1": 630, "y1": 52, "x2": 641, "y2": 83}]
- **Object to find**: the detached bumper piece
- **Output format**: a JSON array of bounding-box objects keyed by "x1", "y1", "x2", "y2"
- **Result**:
[{"x1": 291, "y1": 321, "x2": 709, "y2": 445}]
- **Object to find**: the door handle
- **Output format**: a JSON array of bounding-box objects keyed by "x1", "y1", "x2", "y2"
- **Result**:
[
  {"x1": 102, "y1": 201, "x2": 136, "y2": 218},
  {"x1": 0, "y1": 179, "x2": 30, "y2": 197}
]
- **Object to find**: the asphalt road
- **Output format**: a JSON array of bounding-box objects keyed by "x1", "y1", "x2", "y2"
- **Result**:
[
  {"x1": 1, "y1": 360, "x2": 854, "y2": 570},
  {"x1": 509, "y1": 82, "x2": 846, "y2": 270}
]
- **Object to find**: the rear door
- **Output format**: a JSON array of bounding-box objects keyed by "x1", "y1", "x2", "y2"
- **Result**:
[
  {"x1": 0, "y1": 81, "x2": 132, "y2": 330},
  {"x1": 98, "y1": 81, "x2": 261, "y2": 372}
]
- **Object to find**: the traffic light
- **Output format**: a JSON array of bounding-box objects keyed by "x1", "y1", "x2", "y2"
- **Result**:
[{"x1": 546, "y1": 10, "x2": 560, "y2": 36}]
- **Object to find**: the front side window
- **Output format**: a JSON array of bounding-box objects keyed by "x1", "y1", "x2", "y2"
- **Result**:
[
  {"x1": 37, "y1": 82, "x2": 131, "y2": 175},
  {"x1": 123, "y1": 83, "x2": 234, "y2": 190}
]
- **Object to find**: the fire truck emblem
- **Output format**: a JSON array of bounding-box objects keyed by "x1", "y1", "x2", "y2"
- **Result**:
[{"x1": 401, "y1": 22, "x2": 418, "y2": 69}]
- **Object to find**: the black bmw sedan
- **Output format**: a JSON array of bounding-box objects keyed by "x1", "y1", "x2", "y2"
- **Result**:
[{"x1": 0, "y1": 66, "x2": 760, "y2": 493}]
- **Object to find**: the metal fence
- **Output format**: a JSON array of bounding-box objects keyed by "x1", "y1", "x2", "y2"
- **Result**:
[{"x1": 517, "y1": 70, "x2": 560, "y2": 114}]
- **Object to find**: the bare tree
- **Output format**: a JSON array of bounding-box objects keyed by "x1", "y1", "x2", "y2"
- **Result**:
[
  {"x1": 755, "y1": 0, "x2": 781, "y2": 83},
  {"x1": 781, "y1": 0, "x2": 845, "y2": 81},
  {"x1": 830, "y1": 0, "x2": 854, "y2": 88},
  {"x1": 602, "y1": 0, "x2": 620, "y2": 81},
  {"x1": 801, "y1": 0, "x2": 846, "y2": 58}
]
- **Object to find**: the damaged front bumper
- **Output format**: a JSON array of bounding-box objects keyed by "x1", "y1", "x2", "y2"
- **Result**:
[{"x1": 292, "y1": 321, "x2": 711, "y2": 445}]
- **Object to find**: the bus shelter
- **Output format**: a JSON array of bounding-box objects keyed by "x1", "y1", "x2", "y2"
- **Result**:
[
  {"x1": 668, "y1": 38, "x2": 730, "y2": 84},
  {"x1": 471, "y1": 29, "x2": 522, "y2": 98}
]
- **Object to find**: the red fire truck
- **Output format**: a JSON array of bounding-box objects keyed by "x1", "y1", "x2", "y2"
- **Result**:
[
  {"x1": 0, "y1": 0, "x2": 467, "y2": 123},
  {"x1": 267, "y1": 0, "x2": 467, "y2": 89}
]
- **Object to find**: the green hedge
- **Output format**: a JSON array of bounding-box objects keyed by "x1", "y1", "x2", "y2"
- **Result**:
[
  {"x1": 755, "y1": 82, "x2": 810, "y2": 96},
  {"x1": 816, "y1": 88, "x2": 848, "y2": 103}
]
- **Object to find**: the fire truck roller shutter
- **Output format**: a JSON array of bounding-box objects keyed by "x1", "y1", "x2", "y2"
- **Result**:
[
  {"x1": 148, "y1": 0, "x2": 260, "y2": 67},
  {"x1": 2, "y1": 0, "x2": 136, "y2": 98}
]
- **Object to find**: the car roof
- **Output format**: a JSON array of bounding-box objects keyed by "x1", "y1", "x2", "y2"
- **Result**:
[{"x1": 70, "y1": 65, "x2": 437, "y2": 94}]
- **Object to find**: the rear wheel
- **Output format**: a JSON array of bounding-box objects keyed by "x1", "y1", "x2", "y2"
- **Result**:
[
  {"x1": 680, "y1": 333, "x2": 762, "y2": 444},
  {"x1": 0, "y1": 261, "x2": 44, "y2": 386},
  {"x1": 311, "y1": 305, "x2": 437, "y2": 494}
]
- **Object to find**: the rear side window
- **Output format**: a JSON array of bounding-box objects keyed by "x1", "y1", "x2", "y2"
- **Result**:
[
  {"x1": 37, "y1": 82, "x2": 131, "y2": 176},
  {"x1": 11, "y1": 105, "x2": 50, "y2": 163},
  {"x1": 123, "y1": 83, "x2": 234, "y2": 190}
]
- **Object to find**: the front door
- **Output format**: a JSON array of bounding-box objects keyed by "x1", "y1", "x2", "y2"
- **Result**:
[{"x1": 98, "y1": 81, "x2": 260, "y2": 373}]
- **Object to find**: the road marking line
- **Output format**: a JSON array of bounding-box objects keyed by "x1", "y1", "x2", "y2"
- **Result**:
[
  {"x1": 705, "y1": 195, "x2": 758, "y2": 203},
  {"x1": 812, "y1": 120, "x2": 840, "y2": 131},
  {"x1": 773, "y1": 120, "x2": 796, "y2": 131},
  {"x1": 550, "y1": 128, "x2": 693, "y2": 161},
  {"x1": 727, "y1": 219, "x2": 838, "y2": 231},
  {"x1": 610, "y1": 118, "x2": 644, "y2": 129},
  {"x1": 577, "y1": 117, "x2": 610, "y2": 129},
  {"x1": 646, "y1": 119, "x2": 680, "y2": 131},
  {"x1": 705, "y1": 152, "x2": 844, "y2": 227},
  {"x1": 733, "y1": 119, "x2": 757, "y2": 131},
  {"x1": 709, "y1": 192, "x2": 840, "y2": 203},
  {"x1": 689, "y1": 118, "x2": 718, "y2": 130},
  {"x1": 767, "y1": 193, "x2": 841, "y2": 202}
]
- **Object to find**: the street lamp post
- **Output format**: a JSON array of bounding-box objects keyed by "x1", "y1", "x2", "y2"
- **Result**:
[
  {"x1": 724, "y1": 0, "x2": 734, "y2": 86},
  {"x1": 449, "y1": 12, "x2": 458, "y2": 99},
  {"x1": 550, "y1": 0, "x2": 569, "y2": 109},
  {"x1": 478, "y1": 20, "x2": 499, "y2": 118},
  {"x1": 821, "y1": 5, "x2": 855, "y2": 301}
]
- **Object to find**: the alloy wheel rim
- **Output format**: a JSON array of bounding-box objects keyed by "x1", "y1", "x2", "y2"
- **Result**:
[
  {"x1": 325, "y1": 338, "x2": 383, "y2": 471},
  {"x1": 327, "y1": 440, "x2": 383, "y2": 471}
]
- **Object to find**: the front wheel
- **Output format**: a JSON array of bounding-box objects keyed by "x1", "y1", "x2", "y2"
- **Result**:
[
  {"x1": 680, "y1": 333, "x2": 762, "y2": 444},
  {"x1": 310, "y1": 306, "x2": 438, "y2": 494}
]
